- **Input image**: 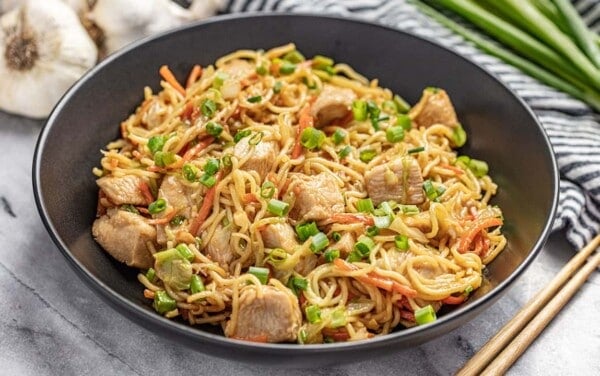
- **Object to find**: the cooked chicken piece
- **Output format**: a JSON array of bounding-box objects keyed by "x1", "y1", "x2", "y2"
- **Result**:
[
  {"x1": 96, "y1": 175, "x2": 148, "y2": 206},
  {"x1": 288, "y1": 172, "x2": 344, "y2": 222},
  {"x1": 261, "y1": 222, "x2": 299, "y2": 251},
  {"x1": 204, "y1": 225, "x2": 235, "y2": 270},
  {"x1": 158, "y1": 175, "x2": 194, "y2": 217},
  {"x1": 332, "y1": 232, "x2": 355, "y2": 258},
  {"x1": 310, "y1": 84, "x2": 356, "y2": 127},
  {"x1": 233, "y1": 134, "x2": 279, "y2": 181},
  {"x1": 220, "y1": 59, "x2": 255, "y2": 80},
  {"x1": 294, "y1": 253, "x2": 318, "y2": 276},
  {"x1": 365, "y1": 157, "x2": 425, "y2": 206},
  {"x1": 92, "y1": 208, "x2": 156, "y2": 269},
  {"x1": 226, "y1": 285, "x2": 301, "y2": 343},
  {"x1": 409, "y1": 88, "x2": 458, "y2": 128}
]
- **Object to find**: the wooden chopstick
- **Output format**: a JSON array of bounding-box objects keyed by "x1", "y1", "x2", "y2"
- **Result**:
[{"x1": 456, "y1": 234, "x2": 600, "y2": 376}]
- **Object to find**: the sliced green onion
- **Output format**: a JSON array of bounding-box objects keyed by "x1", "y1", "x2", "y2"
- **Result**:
[
  {"x1": 234, "y1": 129, "x2": 251, "y2": 143},
  {"x1": 182, "y1": 163, "x2": 199, "y2": 182},
  {"x1": 354, "y1": 235, "x2": 375, "y2": 257},
  {"x1": 170, "y1": 215, "x2": 186, "y2": 227},
  {"x1": 201, "y1": 159, "x2": 219, "y2": 177},
  {"x1": 357, "y1": 198, "x2": 375, "y2": 213},
  {"x1": 393, "y1": 94, "x2": 411, "y2": 114},
  {"x1": 451, "y1": 123, "x2": 467, "y2": 147},
  {"x1": 248, "y1": 95, "x2": 262, "y2": 103},
  {"x1": 312, "y1": 55, "x2": 334, "y2": 70},
  {"x1": 423, "y1": 180, "x2": 439, "y2": 201},
  {"x1": 436, "y1": 185, "x2": 447, "y2": 197},
  {"x1": 366, "y1": 226, "x2": 379, "y2": 237},
  {"x1": 287, "y1": 276, "x2": 308, "y2": 296},
  {"x1": 382, "y1": 100, "x2": 398, "y2": 114},
  {"x1": 396, "y1": 114, "x2": 412, "y2": 130},
  {"x1": 148, "y1": 135, "x2": 166, "y2": 155},
  {"x1": 352, "y1": 100, "x2": 368, "y2": 121},
  {"x1": 213, "y1": 72, "x2": 228, "y2": 89},
  {"x1": 379, "y1": 201, "x2": 394, "y2": 216},
  {"x1": 338, "y1": 145, "x2": 352, "y2": 158},
  {"x1": 145, "y1": 267, "x2": 156, "y2": 282},
  {"x1": 399, "y1": 204, "x2": 419, "y2": 214},
  {"x1": 222, "y1": 154, "x2": 233, "y2": 168},
  {"x1": 332, "y1": 129, "x2": 346, "y2": 145},
  {"x1": 154, "y1": 151, "x2": 176, "y2": 167},
  {"x1": 359, "y1": 149, "x2": 377, "y2": 163},
  {"x1": 415, "y1": 305, "x2": 437, "y2": 325},
  {"x1": 395, "y1": 235, "x2": 409, "y2": 251},
  {"x1": 310, "y1": 232, "x2": 329, "y2": 253},
  {"x1": 456, "y1": 155, "x2": 471, "y2": 168},
  {"x1": 199, "y1": 173, "x2": 216, "y2": 188},
  {"x1": 300, "y1": 127, "x2": 326, "y2": 150},
  {"x1": 283, "y1": 50, "x2": 305, "y2": 63},
  {"x1": 386, "y1": 126, "x2": 405, "y2": 143},
  {"x1": 153, "y1": 290, "x2": 177, "y2": 314},
  {"x1": 295, "y1": 222, "x2": 319, "y2": 242},
  {"x1": 260, "y1": 181, "x2": 276, "y2": 199},
  {"x1": 267, "y1": 248, "x2": 288, "y2": 265},
  {"x1": 190, "y1": 275, "x2": 205, "y2": 294},
  {"x1": 279, "y1": 61, "x2": 296, "y2": 75},
  {"x1": 148, "y1": 198, "x2": 166, "y2": 214},
  {"x1": 464, "y1": 285, "x2": 474, "y2": 296},
  {"x1": 408, "y1": 146, "x2": 425, "y2": 154},
  {"x1": 206, "y1": 121, "x2": 223, "y2": 137},
  {"x1": 332, "y1": 231, "x2": 342, "y2": 242},
  {"x1": 299, "y1": 329, "x2": 308, "y2": 344},
  {"x1": 176, "y1": 244, "x2": 195, "y2": 262},
  {"x1": 347, "y1": 250, "x2": 363, "y2": 262},
  {"x1": 330, "y1": 308, "x2": 347, "y2": 328},
  {"x1": 249, "y1": 131, "x2": 263, "y2": 146},
  {"x1": 201, "y1": 99, "x2": 217, "y2": 117},
  {"x1": 121, "y1": 204, "x2": 139, "y2": 214},
  {"x1": 305, "y1": 305, "x2": 322, "y2": 324},
  {"x1": 267, "y1": 199, "x2": 290, "y2": 217},
  {"x1": 324, "y1": 249, "x2": 340, "y2": 263},
  {"x1": 273, "y1": 81, "x2": 283, "y2": 94},
  {"x1": 256, "y1": 64, "x2": 268, "y2": 76},
  {"x1": 469, "y1": 159, "x2": 489, "y2": 177},
  {"x1": 366, "y1": 101, "x2": 380, "y2": 118},
  {"x1": 374, "y1": 216, "x2": 391, "y2": 229},
  {"x1": 248, "y1": 266, "x2": 269, "y2": 285}
]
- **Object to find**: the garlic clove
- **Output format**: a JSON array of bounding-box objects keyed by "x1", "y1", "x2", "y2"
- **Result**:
[{"x1": 0, "y1": 0, "x2": 98, "y2": 118}]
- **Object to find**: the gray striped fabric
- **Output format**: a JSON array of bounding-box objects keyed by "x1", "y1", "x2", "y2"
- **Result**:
[{"x1": 221, "y1": 0, "x2": 600, "y2": 249}]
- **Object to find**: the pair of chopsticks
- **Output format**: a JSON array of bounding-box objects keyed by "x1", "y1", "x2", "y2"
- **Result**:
[{"x1": 456, "y1": 234, "x2": 600, "y2": 375}]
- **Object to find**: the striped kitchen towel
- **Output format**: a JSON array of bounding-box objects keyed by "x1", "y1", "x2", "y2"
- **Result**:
[{"x1": 221, "y1": 0, "x2": 600, "y2": 249}]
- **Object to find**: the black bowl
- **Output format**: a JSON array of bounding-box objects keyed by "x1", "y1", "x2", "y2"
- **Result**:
[{"x1": 33, "y1": 13, "x2": 558, "y2": 367}]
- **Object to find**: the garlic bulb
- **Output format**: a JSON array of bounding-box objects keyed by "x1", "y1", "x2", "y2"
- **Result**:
[
  {"x1": 0, "y1": 0, "x2": 97, "y2": 118},
  {"x1": 88, "y1": 0, "x2": 223, "y2": 55}
]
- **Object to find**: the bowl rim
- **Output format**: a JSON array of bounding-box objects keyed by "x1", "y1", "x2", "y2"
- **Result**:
[{"x1": 32, "y1": 12, "x2": 559, "y2": 353}]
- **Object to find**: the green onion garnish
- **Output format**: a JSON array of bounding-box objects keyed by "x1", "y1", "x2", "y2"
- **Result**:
[
  {"x1": 456, "y1": 155, "x2": 471, "y2": 168},
  {"x1": 176, "y1": 244, "x2": 194, "y2": 262},
  {"x1": 248, "y1": 266, "x2": 269, "y2": 285},
  {"x1": 396, "y1": 114, "x2": 412, "y2": 130},
  {"x1": 153, "y1": 290, "x2": 177, "y2": 314},
  {"x1": 347, "y1": 250, "x2": 363, "y2": 262},
  {"x1": 206, "y1": 121, "x2": 223, "y2": 137},
  {"x1": 266, "y1": 248, "x2": 288, "y2": 265},
  {"x1": 408, "y1": 146, "x2": 425, "y2": 154},
  {"x1": 415, "y1": 305, "x2": 437, "y2": 325},
  {"x1": 300, "y1": 127, "x2": 326, "y2": 150},
  {"x1": 312, "y1": 55, "x2": 334, "y2": 70},
  {"x1": 121, "y1": 204, "x2": 139, "y2": 214},
  {"x1": 199, "y1": 173, "x2": 216, "y2": 188},
  {"x1": 332, "y1": 129, "x2": 346, "y2": 145},
  {"x1": 222, "y1": 154, "x2": 233, "y2": 168},
  {"x1": 451, "y1": 123, "x2": 467, "y2": 147},
  {"x1": 310, "y1": 232, "x2": 329, "y2": 253},
  {"x1": 256, "y1": 64, "x2": 268, "y2": 76},
  {"x1": 338, "y1": 145, "x2": 352, "y2": 158},
  {"x1": 382, "y1": 100, "x2": 398, "y2": 114},
  {"x1": 366, "y1": 226, "x2": 379, "y2": 237},
  {"x1": 399, "y1": 204, "x2": 419, "y2": 214},
  {"x1": 213, "y1": 72, "x2": 228, "y2": 89},
  {"x1": 395, "y1": 235, "x2": 409, "y2": 251},
  {"x1": 379, "y1": 201, "x2": 394, "y2": 216},
  {"x1": 352, "y1": 100, "x2": 368, "y2": 121},
  {"x1": 330, "y1": 308, "x2": 347, "y2": 328},
  {"x1": 354, "y1": 235, "x2": 375, "y2": 257},
  {"x1": 305, "y1": 305, "x2": 322, "y2": 324},
  {"x1": 359, "y1": 149, "x2": 377, "y2": 163},
  {"x1": 154, "y1": 151, "x2": 176, "y2": 167},
  {"x1": 249, "y1": 131, "x2": 263, "y2": 146},
  {"x1": 464, "y1": 285, "x2": 474, "y2": 296},
  {"x1": 260, "y1": 181, "x2": 276, "y2": 199},
  {"x1": 469, "y1": 158, "x2": 489, "y2": 177},
  {"x1": 273, "y1": 81, "x2": 283, "y2": 94},
  {"x1": 147, "y1": 135, "x2": 166, "y2": 155},
  {"x1": 295, "y1": 222, "x2": 319, "y2": 242},
  {"x1": 201, "y1": 99, "x2": 217, "y2": 117},
  {"x1": 287, "y1": 276, "x2": 308, "y2": 296},
  {"x1": 423, "y1": 180, "x2": 439, "y2": 201},
  {"x1": 386, "y1": 126, "x2": 405, "y2": 143},
  {"x1": 267, "y1": 199, "x2": 290, "y2": 217},
  {"x1": 283, "y1": 50, "x2": 305, "y2": 63},
  {"x1": 248, "y1": 95, "x2": 262, "y2": 103},
  {"x1": 332, "y1": 231, "x2": 342, "y2": 242},
  {"x1": 148, "y1": 198, "x2": 166, "y2": 214},
  {"x1": 357, "y1": 198, "x2": 375, "y2": 213},
  {"x1": 324, "y1": 249, "x2": 340, "y2": 263},
  {"x1": 373, "y1": 215, "x2": 391, "y2": 229},
  {"x1": 234, "y1": 129, "x2": 251, "y2": 143},
  {"x1": 145, "y1": 267, "x2": 156, "y2": 282},
  {"x1": 204, "y1": 158, "x2": 220, "y2": 176},
  {"x1": 182, "y1": 163, "x2": 199, "y2": 182},
  {"x1": 170, "y1": 215, "x2": 186, "y2": 227},
  {"x1": 393, "y1": 94, "x2": 411, "y2": 114},
  {"x1": 190, "y1": 275, "x2": 205, "y2": 294},
  {"x1": 279, "y1": 61, "x2": 296, "y2": 75}
]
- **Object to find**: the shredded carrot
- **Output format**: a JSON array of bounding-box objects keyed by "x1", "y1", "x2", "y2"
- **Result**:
[
  {"x1": 186, "y1": 64, "x2": 202, "y2": 89},
  {"x1": 459, "y1": 217, "x2": 503, "y2": 254},
  {"x1": 143, "y1": 289, "x2": 155, "y2": 299},
  {"x1": 399, "y1": 309, "x2": 415, "y2": 322},
  {"x1": 292, "y1": 104, "x2": 314, "y2": 159},
  {"x1": 147, "y1": 209, "x2": 177, "y2": 225},
  {"x1": 331, "y1": 213, "x2": 375, "y2": 226},
  {"x1": 189, "y1": 171, "x2": 222, "y2": 236},
  {"x1": 333, "y1": 258, "x2": 417, "y2": 298},
  {"x1": 243, "y1": 193, "x2": 259, "y2": 203},
  {"x1": 159, "y1": 65, "x2": 186, "y2": 96},
  {"x1": 322, "y1": 328, "x2": 350, "y2": 342},
  {"x1": 170, "y1": 137, "x2": 215, "y2": 169},
  {"x1": 439, "y1": 164, "x2": 464, "y2": 175},
  {"x1": 181, "y1": 101, "x2": 200, "y2": 122},
  {"x1": 442, "y1": 294, "x2": 466, "y2": 305},
  {"x1": 138, "y1": 181, "x2": 154, "y2": 205}
]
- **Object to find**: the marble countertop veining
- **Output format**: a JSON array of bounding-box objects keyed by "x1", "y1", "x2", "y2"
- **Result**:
[{"x1": 1, "y1": 112, "x2": 599, "y2": 376}]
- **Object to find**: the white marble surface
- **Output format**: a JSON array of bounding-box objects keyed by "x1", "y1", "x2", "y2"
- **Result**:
[{"x1": 1, "y1": 110, "x2": 599, "y2": 375}]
